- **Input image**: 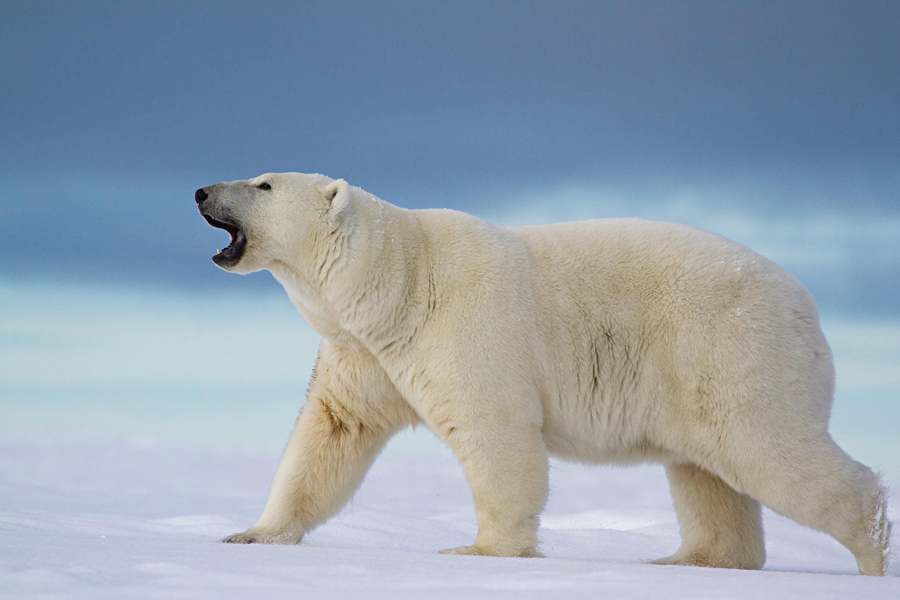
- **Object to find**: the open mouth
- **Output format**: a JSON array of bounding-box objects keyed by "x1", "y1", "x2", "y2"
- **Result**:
[{"x1": 203, "y1": 213, "x2": 247, "y2": 267}]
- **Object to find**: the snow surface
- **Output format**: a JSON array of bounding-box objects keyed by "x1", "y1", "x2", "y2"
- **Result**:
[{"x1": 1, "y1": 435, "x2": 898, "y2": 599}]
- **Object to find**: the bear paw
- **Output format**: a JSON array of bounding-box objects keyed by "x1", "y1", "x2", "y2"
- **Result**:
[
  {"x1": 221, "y1": 529, "x2": 302, "y2": 545},
  {"x1": 647, "y1": 551, "x2": 762, "y2": 570},
  {"x1": 439, "y1": 545, "x2": 484, "y2": 556},
  {"x1": 439, "y1": 544, "x2": 543, "y2": 558},
  {"x1": 221, "y1": 530, "x2": 262, "y2": 544}
]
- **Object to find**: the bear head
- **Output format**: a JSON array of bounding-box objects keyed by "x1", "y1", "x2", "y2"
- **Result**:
[{"x1": 195, "y1": 172, "x2": 354, "y2": 275}]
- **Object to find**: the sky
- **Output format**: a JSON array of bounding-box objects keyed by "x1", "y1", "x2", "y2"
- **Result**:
[{"x1": 1, "y1": 2, "x2": 898, "y2": 471}]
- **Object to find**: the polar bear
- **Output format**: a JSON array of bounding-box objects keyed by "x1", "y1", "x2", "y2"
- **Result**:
[{"x1": 195, "y1": 172, "x2": 890, "y2": 575}]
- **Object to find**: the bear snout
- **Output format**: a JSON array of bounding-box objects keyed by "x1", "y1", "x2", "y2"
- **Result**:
[{"x1": 195, "y1": 187, "x2": 208, "y2": 204}]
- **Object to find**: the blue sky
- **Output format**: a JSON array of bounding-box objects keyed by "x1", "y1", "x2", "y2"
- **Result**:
[{"x1": 1, "y1": 2, "x2": 898, "y2": 472}]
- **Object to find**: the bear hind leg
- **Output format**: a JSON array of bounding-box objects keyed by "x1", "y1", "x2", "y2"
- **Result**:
[
  {"x1": 727, "y1": 436, "x2": 890, "y2": 576},
  {"x1": 652, "y1": 462, "x2": 766, "y2": 570}
]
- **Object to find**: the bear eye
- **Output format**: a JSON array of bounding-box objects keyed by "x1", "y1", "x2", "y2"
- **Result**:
[{"x1": 257, "y1": 182, "x2": 272, "y2": 190}]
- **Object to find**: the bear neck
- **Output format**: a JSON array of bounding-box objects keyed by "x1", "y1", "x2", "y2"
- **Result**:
[{"x1": 271, "y1": 196, "x2": 430, "y2": 357}]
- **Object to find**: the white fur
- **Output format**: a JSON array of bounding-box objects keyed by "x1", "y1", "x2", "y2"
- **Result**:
[{"x1": 203, "y1": 173, "x2": 890, "y2": 575}]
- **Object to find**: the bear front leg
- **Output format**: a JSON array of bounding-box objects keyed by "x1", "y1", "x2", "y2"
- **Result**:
[
  {"x1": 431, "y1": 408, "x2": 549, "y2": 558},
  {"x1": 223, "y1": 341, "x2": 414, "y2": 544}
]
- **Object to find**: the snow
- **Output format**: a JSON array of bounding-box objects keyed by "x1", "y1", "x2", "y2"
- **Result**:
[{"x1": 1, "y1": 435, "x2": 897, "y2": 599}]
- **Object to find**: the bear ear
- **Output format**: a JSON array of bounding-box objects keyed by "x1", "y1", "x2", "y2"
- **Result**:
[{"x1": 321, "y1": 179, "x2": 351, "y2": 216}]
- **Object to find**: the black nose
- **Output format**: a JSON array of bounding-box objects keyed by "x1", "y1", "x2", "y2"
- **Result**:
[{"x1": 195, "y1": 187, "x2": 208, "y2": 204}]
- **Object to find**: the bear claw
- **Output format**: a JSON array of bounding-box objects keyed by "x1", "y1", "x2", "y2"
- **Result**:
[{"x1": 221, "y1": 532, "x2": 258, "y2": 544}]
